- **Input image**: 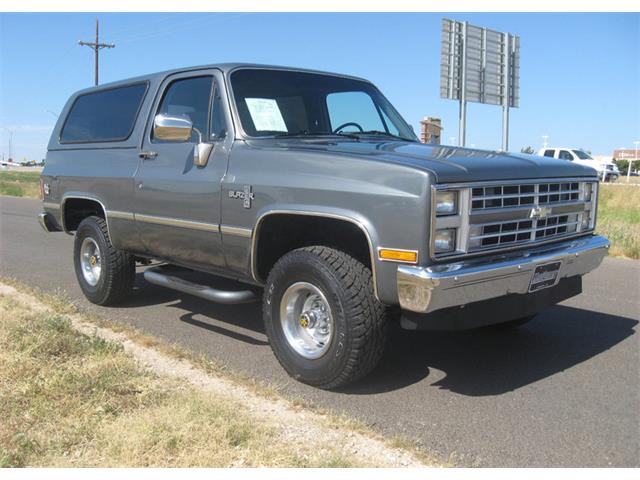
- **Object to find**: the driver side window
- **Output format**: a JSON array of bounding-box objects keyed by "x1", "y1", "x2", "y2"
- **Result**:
[
  {"x1": 559, "y1": 150, "x2": 574, "y2": 161},
  {"x1": 326, "y1": 91, "x2": 385, "y2": 133},
  {"x1": 154, "y1": 76, "x2": 213, "y2": 142}
]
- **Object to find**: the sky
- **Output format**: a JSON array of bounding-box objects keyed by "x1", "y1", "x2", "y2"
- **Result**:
[{"x1": 0, "y1": 12, "x2": 638, "y2": 161}]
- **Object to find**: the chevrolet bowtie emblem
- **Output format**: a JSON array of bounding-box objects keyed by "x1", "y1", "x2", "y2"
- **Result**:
[{"x1": 530, "y1": 206, "x2": 552, "y2": 220}]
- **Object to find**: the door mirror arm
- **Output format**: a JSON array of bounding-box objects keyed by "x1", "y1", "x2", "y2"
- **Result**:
[{"x1": 192, "y1": 127, "x2": 213, "y2": 168}]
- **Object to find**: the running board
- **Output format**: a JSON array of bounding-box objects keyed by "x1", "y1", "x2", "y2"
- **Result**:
[{"x1": 143, "y1": 267, "x2": 258, "y2": 304}]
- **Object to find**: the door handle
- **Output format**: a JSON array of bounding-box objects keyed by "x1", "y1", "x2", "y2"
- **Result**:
[{"x1": 139, "y1": 151, "x2": 158, "y2": 160}]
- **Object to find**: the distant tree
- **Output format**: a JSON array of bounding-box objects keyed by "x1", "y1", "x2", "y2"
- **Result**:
[
  {"x1": 520, "y1": 146, "x2": 535, "y2": 154},
  {"x1": 614, "y1": 158, "x2": 629, "y2": 173}
]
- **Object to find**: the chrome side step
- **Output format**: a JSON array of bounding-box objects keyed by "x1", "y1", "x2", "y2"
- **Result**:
[{"x1": 143, "y1": 266, "x2": 258, "y2": 304}]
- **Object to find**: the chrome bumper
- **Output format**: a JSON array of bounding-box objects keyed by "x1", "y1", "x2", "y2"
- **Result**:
[
  {"x1": 37, "y1": 212, "x2": 57, "y2": 232},
  {"x1": 397, "y1": 235, "x2": 609, "y2": 313}
]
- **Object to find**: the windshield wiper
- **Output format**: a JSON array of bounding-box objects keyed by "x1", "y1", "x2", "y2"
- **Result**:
[
  {"x1": 274, "y1": 130, "x2": 359, "y2": 140},
  {"x1": 351, "y1": 130, "x2": 415, "y2": 142}
]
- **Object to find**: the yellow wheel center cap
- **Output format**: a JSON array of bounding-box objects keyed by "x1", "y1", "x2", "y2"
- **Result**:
[
  {"x1": 299, "y1": 315, "x2": 309, "y2": 328},
  {"x1": 90, "y1": 256, "x2": 97, "y2": 266}
]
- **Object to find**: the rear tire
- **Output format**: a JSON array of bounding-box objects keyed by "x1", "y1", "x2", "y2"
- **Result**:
[
  {"x1": 263, "y1": 246, "x2": 387, "y2": 389},
  {"x1": 73, "y1": 216, "x2": 135, "y2": 306}
]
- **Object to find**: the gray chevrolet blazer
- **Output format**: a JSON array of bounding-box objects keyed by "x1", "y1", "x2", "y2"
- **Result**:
[{"x1": 39, "y1": 63, "x2": 610, "y2": 388}]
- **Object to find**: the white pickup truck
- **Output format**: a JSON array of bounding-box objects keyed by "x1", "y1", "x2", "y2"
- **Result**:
[{"x1": 538, "y1": 148, "x2": 619, "y2": 182}]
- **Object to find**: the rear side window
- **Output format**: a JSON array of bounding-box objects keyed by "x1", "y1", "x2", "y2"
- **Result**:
[
  {"x1": 543, "y1": 149, "x2": 555, "y2": 157},
  {"x1": 60, "y1": 83, "x2": 147, "y2": 143}
]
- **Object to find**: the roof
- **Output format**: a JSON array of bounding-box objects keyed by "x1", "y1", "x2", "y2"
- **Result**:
[
  {"x1": 543, "y1": 147, "x2": 589, "y2": 151},
  {"x1": 73, "y1": 63, "x2": 372, "y2": 96}
]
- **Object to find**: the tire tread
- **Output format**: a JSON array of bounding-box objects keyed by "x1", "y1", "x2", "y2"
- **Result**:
[
  {"x1": 264, "y1": 245, "x2": 387, "y2": 389},
  {"x1": 75, "y1": 216, "x2": 135, "y2": 305}
]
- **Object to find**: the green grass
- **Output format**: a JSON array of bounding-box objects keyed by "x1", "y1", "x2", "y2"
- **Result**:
[
  {"x1": 0, "y1": 171, "x2": 41, "y2": 198},
  {"x1": 596, "y1": 184, "x2": 640, "y2": 259}
]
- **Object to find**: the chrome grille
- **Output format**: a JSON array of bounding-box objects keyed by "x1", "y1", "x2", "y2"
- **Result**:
[
  {"x1": 431, "y1": 178, "x2": 598, "y2": 259},
  {"x1": 468, "y1": 213, "x2": 581, "y2": 250},
  {"x1": 471, "y1": 182, "x2": 581, "y2": 211}
]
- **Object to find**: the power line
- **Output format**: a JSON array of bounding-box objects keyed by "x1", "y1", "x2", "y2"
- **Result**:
[
  {"x1": 79, "y1": 19, "x2": 115, "y2": 86},
  {"x1": 116, "y1": 13, "x2": 250, "y2": 45},
  {"x1": 101, "y1": 14, "x2": 176, "y2": 39},
  {"x1": 115, "y1": 14, "x2": 219, "y2": 44}
]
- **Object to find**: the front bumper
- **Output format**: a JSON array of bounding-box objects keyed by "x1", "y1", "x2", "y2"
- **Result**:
[{"x1": 397, "y1": 235, "x2": 609, "y2": 313}]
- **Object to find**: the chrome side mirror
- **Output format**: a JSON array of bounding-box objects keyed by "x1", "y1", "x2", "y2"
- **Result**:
[{"x1": 153, "y1": 113, "x2": 193, "y2": 142}]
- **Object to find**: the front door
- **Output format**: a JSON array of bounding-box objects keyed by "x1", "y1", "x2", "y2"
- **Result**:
[{"x1": 134, "y1": 69, "x2": 230, "y2": 269}]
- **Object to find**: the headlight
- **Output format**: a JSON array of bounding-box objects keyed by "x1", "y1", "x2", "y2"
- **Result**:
[
  {"x1": 435, "y1": 190, "x2": 458, "y2": 216},
  {"x1": 434, "y1": 228, "x2": 456, "y2": 253}
]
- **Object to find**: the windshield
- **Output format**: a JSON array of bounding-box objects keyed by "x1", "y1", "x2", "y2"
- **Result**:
[
  {"x1": 230, "y1": 69, "x2": 417, "y2": 141},
  {"x1": 573, "y1": 150, "x2": 593, "y2": 160}
]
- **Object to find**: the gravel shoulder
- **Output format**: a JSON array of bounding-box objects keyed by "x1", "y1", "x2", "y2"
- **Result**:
[{"x1": 0, "y1": 281, "x2": 440, "y2": 467}]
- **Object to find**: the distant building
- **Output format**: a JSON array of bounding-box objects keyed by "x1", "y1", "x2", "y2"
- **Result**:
[
  {"x1": 420, "y1": 117, "x2": 442, "y2": 144},
  {"x1": 612, "y1": 149, "x2": 640, "y2": 161}
]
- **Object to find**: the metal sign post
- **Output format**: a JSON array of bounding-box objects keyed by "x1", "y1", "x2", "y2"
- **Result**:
[
  {"x1": 502, "y1": 32, "x2": 510, "y2": 151},
  {"x1": 459, "y1": 21, "x2": 468, "y2": 147},
  {"x1": 441, "y1": 19, "x2": 520, "y2": 150}
]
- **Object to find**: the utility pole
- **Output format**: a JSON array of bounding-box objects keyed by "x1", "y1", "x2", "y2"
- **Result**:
[
  {"x1": 630, "y1": 141, "x2": 640, "y2": 183},
  {"x1": 79, "y1": 19, "x2": 115, "y2": 86},
  {"x1": 6, "y1": 130, "x2": 13, "y2": 161},
  {"x1": 542, "y1": 135, "x2": 549, "y2": 149}
]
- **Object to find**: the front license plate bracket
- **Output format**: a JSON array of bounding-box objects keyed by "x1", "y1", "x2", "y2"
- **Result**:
[{"x1": 528, "y1": 261, "x2": 562, "y2": 292}]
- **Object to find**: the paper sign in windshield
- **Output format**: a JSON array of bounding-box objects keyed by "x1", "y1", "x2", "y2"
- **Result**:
[{"x1": 245, "y1": 98, "x2": 287, "y2": 132}]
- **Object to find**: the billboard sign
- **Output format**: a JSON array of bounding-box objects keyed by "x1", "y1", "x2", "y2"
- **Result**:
[{"x1": 440, "y1": 19, "x2": 520, "y2": 150}]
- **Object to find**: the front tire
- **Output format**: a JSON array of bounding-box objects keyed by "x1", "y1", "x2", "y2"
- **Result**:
[
  {"x1": 73, "y1": 216, "x2": 135, "y2": 306},
  {"x1": 263, "y1": 246, "x2": 387, "y2": 389}
]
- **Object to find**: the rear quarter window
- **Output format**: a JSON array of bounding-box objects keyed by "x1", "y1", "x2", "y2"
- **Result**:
[{"x1": 60, "y1": 83, "x2": 148, "y2": 143}]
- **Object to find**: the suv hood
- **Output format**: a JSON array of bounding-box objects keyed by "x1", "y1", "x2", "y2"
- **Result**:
[{"x1": 249, "y1": 138, "x2": 598, "y2": 183}]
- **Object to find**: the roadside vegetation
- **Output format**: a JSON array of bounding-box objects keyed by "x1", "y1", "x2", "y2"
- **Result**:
[
  {"x1": 596, "y1": 184, "x2": 640, "y2": 259},
  {"x1": 0, "y1": 283, "x2": 433, "y2": 468},
  {"x1": 0, "y1": 171, "x2": 40, "y2": 198}
]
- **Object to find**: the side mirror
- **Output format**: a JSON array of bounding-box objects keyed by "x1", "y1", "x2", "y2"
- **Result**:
[{"x1": 153, "y1": 113, "x2": 193, "y2": 142}]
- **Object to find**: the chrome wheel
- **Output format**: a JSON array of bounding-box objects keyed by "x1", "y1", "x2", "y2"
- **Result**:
[
  {"x1": 79, "y1": 237, "x2": 102, "y2": 287},
  {"x1": 280, "y1": 282, "x2": 333, "y2": 359}
]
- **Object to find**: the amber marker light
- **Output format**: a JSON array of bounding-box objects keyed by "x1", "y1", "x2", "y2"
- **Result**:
[{"x1": 378, "y1": 248, "x2": 418, "y2": 263}]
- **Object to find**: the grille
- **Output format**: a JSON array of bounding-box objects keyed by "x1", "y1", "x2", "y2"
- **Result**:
[
  {"x1": 431, "y1": 179, "x2": 598, "y2": 258},
  {"x1": 468, "y1": 213, "x2": 581, "y2": 250},
  {"x1": 471, "y1": 182, "x2": 581, "y2": 211}
]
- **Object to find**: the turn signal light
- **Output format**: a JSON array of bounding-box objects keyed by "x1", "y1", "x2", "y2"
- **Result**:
[{"x1": 378, "y1": 249, "x2": 418, "y2": 263}]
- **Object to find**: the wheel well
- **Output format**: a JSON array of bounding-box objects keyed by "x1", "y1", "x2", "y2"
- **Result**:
[
  {"x1": 254, "y1": 214, "x2": 372, "y2": 281},
  {"x1": 63, "y1": 198, "x2": 105, "y2": 231}
]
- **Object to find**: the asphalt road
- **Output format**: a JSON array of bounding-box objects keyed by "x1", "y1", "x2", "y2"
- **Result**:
[{"x1": 1, "y1": 195, "x2": 638, "y2": 467}]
